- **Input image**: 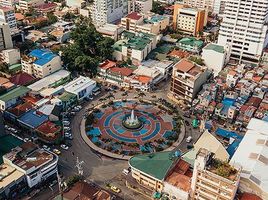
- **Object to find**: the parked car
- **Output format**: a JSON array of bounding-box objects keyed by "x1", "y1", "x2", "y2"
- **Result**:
[
  {"x1": 186, "y1": 136, "x2": 192, "y2": 143},
  {"x1": 63, "y1": 127, "x2": 71, "y2": 131},
  {"x1": 122, "y1": 169, "x2": 130, "y2": 175},
  {"x1": 110, "y1": 185, "x2": 121, "y2": 193},
  {"x1": 42, "y1": 145, "x2": 50, "y2": 151},
  {"x1": 63, "y1": 121, "x2": 70, "y2": 126},
  {"x1": 24, "y1": 137, "x2": 31, "y2": 142},
  {"x1": 60, "y1": 144, "x2": 69, "y2": 150},
  {"x1": 53, "y1": 149, "x2": 61, "y2": 155}
]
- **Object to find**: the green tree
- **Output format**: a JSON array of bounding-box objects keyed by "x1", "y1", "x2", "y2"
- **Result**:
[
  {"x1": 74, "y1": 55, "x2": 98, "y2": 77},
  {"x1": 151, "y1": 1, "x2": 165, "y2": 15},
  {"x1": 63, "y1": 12, "x2": 76, "y2": 21},
  {"x1": 47, "y1": 12, "x2": 58, "y2": 24}
]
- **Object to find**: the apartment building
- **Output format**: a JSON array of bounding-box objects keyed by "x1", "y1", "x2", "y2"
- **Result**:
[
  {"x1": 0, "y1": 0, "x2": 17, "y2": 7},
  {"x1": 121, "y1": 12, "x2": 169, "y2": 35},
  {"x1": 217, "y1": 0, "x2": 268, "y2": 64},
  {"x1": 128, "y1": 0, "x2": 152, "y2": 13},
  {"x1": 91, "y1": 0, "x2": 128, "y2": 27},
  {"x1": 21, "y1": 49, "x2": 61, "y2": 78},
  {"x1": 97, "y1": 23, "x2": 124, "y2": 41},
  {"x1": 173, "y1": 4, "x2": 207, "y2": 36},
  {"x1": 1, "y1": 48, "x2": 20, "y2": 65},
  {"x1": 213, "y1": 0, "x2": 225, "y2": 16},
  {"x1": 181, "y1": 0, "x2": 214, "y2": 11},
  {"x1": 0, "y1": 22, "x2": 12, "y2": 50},
  {"x1": 3, "y1": 142, "x2": 58, "y2": 188},
  {"x1": 0, "y1": 6, "x2": 17, "y2": 33},
  {"x1": 169, "y1": 59, "x2": 209, "y2": 104},
  {"x1": 19, "y1": 0, "x2": 44, "y2": 12},
  {"x1": 191, "y1": 148, "x2": 240, "y2": 200},
  {"x1": 113, "y1": 31, "x2": 157, "y2": 65}
]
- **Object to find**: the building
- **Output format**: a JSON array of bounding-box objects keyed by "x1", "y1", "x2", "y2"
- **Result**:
[
  {"x1": 121, "y1": 12, "x2": 170, "y2": 35},
  {"x1": 202, "y1": 43, "x2": 230, "y2": 76},
  {"x1": 128, "y1": 0, "x2": 152, "y2": 13},
  {"x1": 113, "y1": 31, "x2": 157, "y2": 65},
  {"x1": 1, "y1": 48, "x2": 20, "y2": 65},
  {"x1": 191, "y1": 148, "x2": 240, "y2": 200},
  {"x1": 97, "y1": 23, "x2": 124, "y2": 41},
  {"x1": 169, "y1": 59, "x2": 209, "y2": 104},
  {"x1": 217, "y1": 0, "x2": 268, "y2": 64},
  {"x1": 181, "y1": 0, "x2": 214, "y2": 11},
  {"x1": 230, "y1": 118, "x2": 268, "y2": 200},
  {"x1": 0, "y1": 0, "x2": 17, "y2": 7},
  {"x1": 91, "y1": 0, "x2": 128, "y2": 27},
  {"x1": 213, "y1": 0, "x2": 225, "y2": 16},
  {"x1": 3, "y1": 142, "x2": 58, "y2": 188},
  {"x1": 0, "y1": 22, "x2": 12, "y2": 50},
  {"x1": 0, "y1": 6, "x2": 17, "y2": 33},
  {"x1": 173, "y1": 4, "x2": 207, "y2": 36},
  {"x1": 127, "y1": 151, "x2": 182, "y2": 196},
  {"x1": 64, "y1": 76, "x2": 96, "y2": 101},
  {"x1": 34, "y1": 2, "x2": 57, "y2": 14},
  {"x1": 177, "y1": 37, "x2": 203, "y2": 53},
  {"x1": 0, "y1": 163, "x2": 26, "y2": 199},
  {"x1": 0, "y1": 86, "x2": 30, "y2": 110},
  {"x1": 21, "y1": 49, "x2": 61, "y2": 78},
  {"x1": 27, "y1": 69, "x2": 70, "y2": 92},
  {"x1": 66, "y1": 0, "x2": 86, "y2": 8},
  {"x1": 19, "y1": 0, "x2": 44, "y2": 12}
]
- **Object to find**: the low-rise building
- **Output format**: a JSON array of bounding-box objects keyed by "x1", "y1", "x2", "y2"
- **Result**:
[
  {"x1": 177, "y1": 37, "x2": 203, "y2": 53},
  {"x1": 173, "y1": 4, "x2": 207, "y2": 36},
  {"x1": 113, "y1": 31, "x2": 157, "y2": 65},
  {"x1": 97, "y1": 23, "x2": 124, "y2": 41},
  {"x1": 21, "y1": 49, "x2": 62, "y2": 78},
  {"x1": 66, "y1": 0, "x2": 85, "y2": 8},
  {"x1": 230, "y1": 118, "x2": 268, "y2": 200},
  {"x1": 202, "y1": 43, "x2": 230, "y2": 76},
  {"x1": 19, "y1": 0, "x2": 44, "y2": 12},
  {"x1": 64, "y1": 76, "x2": 96, "y2": 101},
  {"x1": 191, "y1": 148, "x2": 240, "y2": 200},
  {"x1": 169, "y1": 59, "x2": 209, "y2": 104},
  {"x1": 1, "y1": 48, "x2": 20, "y2": 65},
  {"x1": 121, "y1": 12, "x2": 170, "y2": 35},
  {"x1": 3, "y1": 142, "x2": 58, "y2": 188},
  {"x1": 0, "y1": 86, "x2": 30, "y2": 110},
  {"x1": 27, "y1": 69, "x2": 70, "y2": 92}
]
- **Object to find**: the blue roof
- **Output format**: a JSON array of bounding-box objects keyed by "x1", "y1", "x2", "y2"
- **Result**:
[
  {"x1": 29, "y1": 49, "x2": 57, "y2": 66},
  {"x1": 18, "y1": 110, "x2": 48, "y2": 129},
  {"x1": 227, "y1": 140, "x2": 241, "y2": 158}
]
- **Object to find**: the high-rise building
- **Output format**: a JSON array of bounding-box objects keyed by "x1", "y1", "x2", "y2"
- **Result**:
[
  {"x1": 128, "y1": 0, "x2": 152, "y2": 14},
  {"x1": 0, "y1": 6, "x2": 17, "y2": 33},
  {"x1": 0, "y1": 22, "x2": 12, "y2": 50},
  {"x1": 217, "y1": 0, "x2": 268, "y2": 64},
  {"x1": 213, "y1": 0, "x2": 225, "y2": 16},
  {"x1": 191, "y1": 148, "x2": 241, "y2": 200},
  {"x1": 91, "y1": 0, "x2": 128, "y2": 27},
  {"x1": 0, "y1": 0, "x2": 17, "y2": 7}
]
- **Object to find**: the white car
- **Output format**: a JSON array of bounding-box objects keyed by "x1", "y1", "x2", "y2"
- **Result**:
[
  {"x1": 24, "y1": 137, "x2": 31, "y2": 142},
  {"x1": 42, "y1": 145, "x2": 50, "y2": 151},
  {"x1": 63, "y1": 127, "x2": 71, "y2": 131},
  {"x1": 63, "y1": 121, "x2": 70, "y2": 126},
  {"x1": 60, "y1": 144, "x2": 69, "y2": 150},
  {"x1": 186, "y1": 136, "x2": 192, "y2": 143}
]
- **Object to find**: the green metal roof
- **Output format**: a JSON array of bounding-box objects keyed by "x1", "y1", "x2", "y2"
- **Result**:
[
  {"x1": 8, "y1": 63, "x2": 22, "y2": 71},
  {"x1": 129, "y1": 151, "x2": 179, "y2": 181},
  {"x1": 204, "y1": 43, "x2": 225, "y2": 53},
  {"x1": 0, "y1": 86, "x2": 30, "y2": 102},
  {"x1": 58, "y1": 91, "x2": 76, "y2": 102},
  {"x1": 178, "y1": 37, "x2": 203, "y2": 47}
]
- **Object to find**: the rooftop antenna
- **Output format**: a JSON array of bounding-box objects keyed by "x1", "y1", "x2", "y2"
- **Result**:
[{"x1": 75, "y1": 157, "x2": 84, "y2": 176}]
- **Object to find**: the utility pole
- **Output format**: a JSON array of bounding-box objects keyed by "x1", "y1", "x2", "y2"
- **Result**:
[{"x1": 75, "y1": 157, "x2": 84, "y2": 176}]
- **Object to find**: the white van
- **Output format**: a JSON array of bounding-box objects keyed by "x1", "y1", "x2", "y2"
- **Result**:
[{"x1": 186, "y1": 136, "x2": 192, "y2": 143}]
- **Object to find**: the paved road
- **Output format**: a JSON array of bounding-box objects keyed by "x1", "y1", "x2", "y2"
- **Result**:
[{"x1": 32, "y1": 80, "x2": 202, "y2": 200}]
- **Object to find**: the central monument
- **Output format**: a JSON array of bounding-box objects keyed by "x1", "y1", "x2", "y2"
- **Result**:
[{"x1": 122, "y1": 109, "x2": 143, "y2": 130}]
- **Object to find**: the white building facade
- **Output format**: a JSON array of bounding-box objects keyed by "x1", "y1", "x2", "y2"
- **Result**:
[
  {"x1": 91, "y1": 0, "x2": 128, "y2": 27},
  {"x1": 217, "y1": 0, "x2": 268, "y2": 64},
  {"x1": 0, "y1": 6, "x2": 17, "y2": 33}
]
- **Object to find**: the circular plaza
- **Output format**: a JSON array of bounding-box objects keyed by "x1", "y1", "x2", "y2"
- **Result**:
[{"x1": 84, "y1": 100, "x2": 182, "y2": 157}]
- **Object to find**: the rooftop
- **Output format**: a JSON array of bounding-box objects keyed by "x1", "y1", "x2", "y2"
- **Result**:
[
  {"x1": 27, "y1": 70, "x2": 70, "y2": 92},
  {"x1": 18, "y1": 109, "x2": 48, "y2": 129},
  {"x1": 0, "y1": 163, "x2": 24, "y2": 190},
  {"x1": 0, "y1": 86, "x2": 30, "y2": 103},
  {"x1": 36, "y1": 121, "x2": 61, "y2": 138},
  {"x1": 29, "y1": 49, "x2": 58, "y2": 66},
  {"x1": 64, "y1": 76, "x2": 96, "y2": 94},
  {"x1": 9, "y1": 72, "x2": 36, "y2": 86},
  {"x1": 203, "y1": 43, "x2": 225, "y2": 53},
  {"x1": 99, "y1": 60, "x2": 117, "y2": 70},
  {"x1": 129, "y1": 151, "x2": 180, "y2": 181},
  {"x1": 6, "y1": 102, "x2": 33, "y2": 117},
  {"x1": 58, "y1": 91, "x2": 76, "y2": 102},
  {"x1": 109, "y1": 67, "x2": 133, "y2": 77},
  {"x1": 175, "y1": 59, "x2": 195, "y2": 73},
  {"x1": 126, "y1": 12, "x2": 142, "y2": 20},
  {"x1": 0, "y1": 6, "x2": 14, "y2": 12},
  {"x1": 4, "y1": 142, "x2": 56, "y2": 171},
  {"x1": 178, "y1": 37, "x2": 203, "y2": 47}
]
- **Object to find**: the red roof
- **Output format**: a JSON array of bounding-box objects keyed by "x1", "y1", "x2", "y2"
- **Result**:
[
  {"x1": 36, "y1": 121, "x2": 61, "y2": 135},
  {"x1": 109, "y1": 67, "x2": 133, "y2": 76},
  {"x1": 240, "y1": 193, "x2": 262, "y2": 200},
  {"x1": 9, "y1": 72, "x2": 35, "y2": 86},
  {"x1": 99, "y1": 60, "x2": 117, "y2": 70},
  {"x1": 0, "y1": 6, "x2": 14, "y2": 12},
  {"x1": 126, "y1": 12, "x2": 142, "y2": 20},
  {"x1": 35, "y1": 2, "x2": 57, "y2": 10},
  {"x1": 7, "y1": 102, "x2": 33, "y2": 117},
  {"x1": 175, "y1": 59, "x2": 195, "y2": 73}
]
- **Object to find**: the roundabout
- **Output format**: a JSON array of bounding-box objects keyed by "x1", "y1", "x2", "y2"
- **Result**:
[{"x1": 84, "y1": 100, "x2": 182, "y2": 157}]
